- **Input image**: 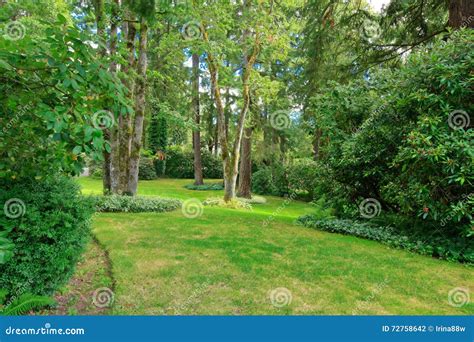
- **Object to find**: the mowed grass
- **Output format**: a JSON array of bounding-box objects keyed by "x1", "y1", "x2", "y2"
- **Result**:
[{"x1": 78, "y1": 177, "x2": 473, "y2": 315}]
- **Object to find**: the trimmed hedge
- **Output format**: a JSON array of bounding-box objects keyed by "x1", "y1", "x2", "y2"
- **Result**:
[
  {"x1": 297, "y1": 216, "x2": 474, "y2": 263},
  {"x1": 93, "y1": 195, "x2": 181, "y2": 213},
  {"x1": 0, "y1": 177, "x2": 94, "y2": 295}
]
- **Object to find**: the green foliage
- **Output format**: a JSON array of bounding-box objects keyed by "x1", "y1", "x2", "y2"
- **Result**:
[
  {"x1": 139, "y1": 157, "x2": 158, "y2": 180},
  {"x1": 164, "y1": 147, "x2": 223, "y2": 179},
  {"x1": 297, "y1": 216, "x2": 473, "y2": 263},
  {"x1": 184, "y1": 183, "x2": 224, "y2": 191},
  {"x1": 148, "y1": 113, "x2": 168, "y2": 154},
  {"x1": 0, "y1": 293, "x2": 55, "y2": 315},
  {"x1": 286, "y1": 159, "x2": 322, "y2": 200},
  {"x1": 307, "y1": 30, "x2": 474, "y2": 234},
  {"x1": 0, "y1": 15, "x2": 129, "y2": 180},
  {"x1": 252, "y1": 165, "x2": 289, "y2": 197},
  {"x1": 94, "y1": 195, "x2": 181, "y2": 213},
  {"x1": 0, "y1": 229, "x2": 14, "y2": 265},
  {"x1": 0, "y1": 177, "x2": 94, "y2": 295}
]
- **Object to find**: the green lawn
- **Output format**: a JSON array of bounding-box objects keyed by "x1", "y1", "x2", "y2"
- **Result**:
[{"x1": 78, "y1": 177, "x2": 473, "y2": 315}]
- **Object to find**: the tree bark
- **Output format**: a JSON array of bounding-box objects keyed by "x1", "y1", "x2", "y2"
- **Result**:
[
  {"x1": 448, "y1": 0, "x2": 474, "y2": 29},
  {"x1": 192, "y1": 53, "x2": 204, "y2": 185},
  {"x1": 127, "y1": 19, "x2": 148, "y2": 196},
  {"x1": 202, "y1": 2, "x2": 261, "y2": 202},
  {"x1": 118, "y1": 19, "x2": 136, "y2": 194},
  {"x1": 92, "y1": 0, "x2": 112, "y2": 194},
  {"x1": 237, "y1": 127, "x2": 252, "y2": 198},
  {"x1": 109, "y1": 0, "x2": 121, "y2": 194}
]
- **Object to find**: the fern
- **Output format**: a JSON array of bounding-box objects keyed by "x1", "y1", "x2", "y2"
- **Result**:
[{"x1": 0, "y1": 293, "x2": 55, "y2": 315}]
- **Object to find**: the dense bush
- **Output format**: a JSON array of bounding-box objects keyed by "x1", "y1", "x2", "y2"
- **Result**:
[
  {"x1": 286, "y1": 159, "x2": 322, "y2": 200},
  {"x1": 252, "y1": 161, "x2": 325, "y2": 200},
  {"x1": 252, "y1": 165, "x2": 289, "y2": 197},
  {"x1": 0, "y1": 177, "x2": 94, "y2": 295},
  {"x1": 139, "y1": 157, "x2": 158, "y2": 180},
  {"x1": 94, "y1": 195, "x2": 181, "y2": 213},
  {"x1": 306, "y1": 30, "x2": 474, "y2": 236},
  {"x1": 164, "y1": 147, "x2": 222, "y2": 179},
  {"x1": 297, "y1": 216, "x2": 473, "y2": 263}
]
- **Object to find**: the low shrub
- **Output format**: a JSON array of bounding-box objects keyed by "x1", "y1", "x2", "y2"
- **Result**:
[
  {"x1": 184, "y1": 183, "x2": 224, "y2": 191},
  {"x1": 93, "y1": 195, "x2": 181, "y2": 213},
  {"x1": 139, "y1": 157, "x2": 158, "y2": 180},
  {"x1": 0, "y1": 177, "x2": 94, "y2": 295},
  {"x1": 297, "y1": 216, "x2": 473, "y2": 263},
  {"x1": 203, "y1": 197, "x2": 253, "y2": 210}
]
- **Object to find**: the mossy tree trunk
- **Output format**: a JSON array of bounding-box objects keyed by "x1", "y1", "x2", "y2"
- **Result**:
[{"x1": 127, "y1": 19, "x2": 148, "y2": 196}]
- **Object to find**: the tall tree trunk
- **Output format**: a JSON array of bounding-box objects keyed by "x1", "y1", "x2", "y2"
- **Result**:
[
  {"x1": 109, "y1": 0, "x2": 121, "y2": 194},
  {"x1": 92, "y1": 0, "x2": 112, "y2": 194},
  {"x1": 192, "y1": 53, "x2": 204, "y2": 185},
  {"x1": 127, "y1": 19, "x2": 148, "y2": 196},
  {"x1": 202, "y1": 4, "x2": 261, "y2": 202},
  {"x1": 448, "y1": 0, "x2": 474, "y2": 28},
  {"x1": 237, "y1": 127, "x2": 252, "y2": 198},
  {"x1": 119, "y1": 19, "x2": 136, "y2": 194}
]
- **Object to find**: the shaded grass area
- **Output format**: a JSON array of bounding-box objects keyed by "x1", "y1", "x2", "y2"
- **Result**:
[{"x1": 78, "y1": 177, "x2": 473, "y2": 315}]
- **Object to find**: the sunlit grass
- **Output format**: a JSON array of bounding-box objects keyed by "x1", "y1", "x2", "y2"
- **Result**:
[{"x1": 78, "y1": 177, "x2": 473, "y2": 315}]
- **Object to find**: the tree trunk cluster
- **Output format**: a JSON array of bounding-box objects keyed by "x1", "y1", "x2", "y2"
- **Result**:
[{"x1": 94, "y1": 0, "x2": 149, "y2": 196}]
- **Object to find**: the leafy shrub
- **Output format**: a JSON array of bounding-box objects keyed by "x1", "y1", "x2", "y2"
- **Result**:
[
  {"x1": 93, "y1": 195, "x2": 181, "y2": 213},
  {"x1": 201, "y1": 150, "x2": 223, "y2": 179},
  {"x1": 139, "y1": 157, "x2": 158, "y2": 180},
  {"x1": 297, "y1": 216, "x2": 473, "y2": 263},
  {"x1": 164, "y1": 147, "x2": 223, "y2": 179},
  {"x1": 306, "y1": 30, "x2": 474, "y2": 234},
  {"x1": 184, "y1": 183, "x2": 224, "y2": 191},
  {"x1": 252, "y1": 165, "x2": 289, "y2": 197},
  {"x1": 286, "y1": 159, "x2": 323, "y2": 200},
  {"x1": 0, "y1": 177, "x2": 94, "y2": 295}
]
